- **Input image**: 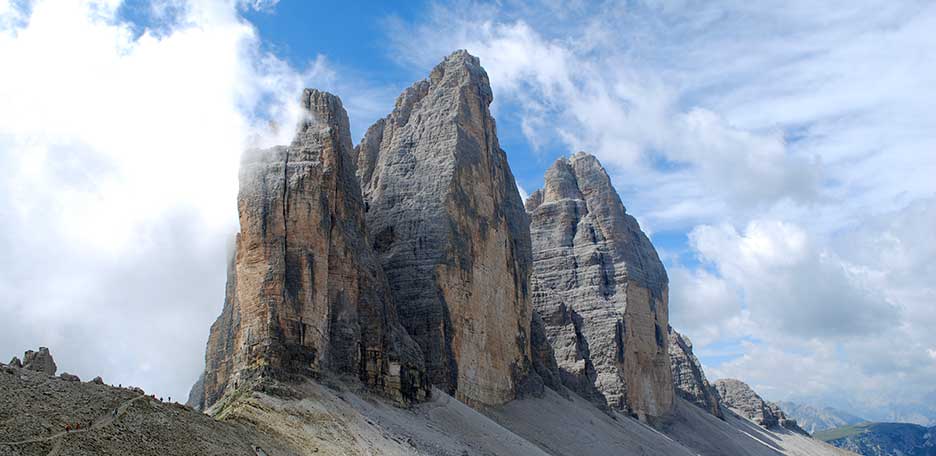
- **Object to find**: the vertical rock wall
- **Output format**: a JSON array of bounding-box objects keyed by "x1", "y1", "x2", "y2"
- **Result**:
[
  {"x1": 196, "y1": 90, "x2": 427, "y2": 410},
  {"x1": 526, "y1": 152, "x2": 674, "y2": 420},
  {"x1": 355, "y1": 50, "x2": 534, "y2": 407}
]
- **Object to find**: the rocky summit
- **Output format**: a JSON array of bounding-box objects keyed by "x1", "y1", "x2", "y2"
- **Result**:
[
  {"x1": 21, "y1": 347, "x2": 56, "y2": 376},
  {"x1": 525, "y1": 152, "x2": 673, "y2": 420},
  {"x1": 192, "y1": 89, "x2": 428, "y2": 411},
  {"x1": 354, "y1": 50, "x2": 536, "y2": 406},
  {"x1": 669, "y1": 326, "x2": 723, "y2": 418},
  {"x1": 715, "y1": 378, "x2": 807, "y2": 434}
]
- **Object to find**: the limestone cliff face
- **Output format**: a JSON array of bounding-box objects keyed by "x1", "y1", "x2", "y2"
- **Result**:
[
  {"x1": 668, "y1": 326, "x2": 723, "y2": 418},
  {"x1": 714, "y1": 378, "x2": 806, "y2": 434},
  {"x1": 354, "y1": 50, "x2": 534, "y2": 407},
  {"x1": 525, "y1": 152, "x2": 674, "y2": 420},
  {"x1": 196, "y1": 89, "x2": 428, "y2": 410}
]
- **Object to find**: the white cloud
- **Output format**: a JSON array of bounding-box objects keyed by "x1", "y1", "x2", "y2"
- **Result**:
[
  {"x1": 688, "y1": 220, "x2": 898, "y2": 339},
  {"x1": 668, "y1": 266, "x2": 747, "y2": 346},
  {"x1": 694, "y1": 203, "x2": 936, "y2": 420},
  {"x1": 0, "y1": 0, "x2": 319, "y2": 400}
]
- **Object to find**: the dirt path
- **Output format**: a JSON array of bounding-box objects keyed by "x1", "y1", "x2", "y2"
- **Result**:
[{"x1": 0, "y1": 394, "x2": 147, "y2": 448}]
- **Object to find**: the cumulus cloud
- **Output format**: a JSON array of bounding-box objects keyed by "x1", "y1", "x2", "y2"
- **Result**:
[
  {"x1": 693, "y1": 203, "x2": 936, "y2": 421},
  {"x1": 0, "y1": 0, "x2": 322, "y2": 399},
  {"x1": 689, "y1": 220, "x2": 898, "y2": 339},
  {"x1": 668, "y1": 266, "x2": 747, "y2": 346}
]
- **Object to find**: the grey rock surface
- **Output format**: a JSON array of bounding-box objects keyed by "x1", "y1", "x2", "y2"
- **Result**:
[
  {"x1": 59, "y1": 372, "x2": 80, "y2": 382},
  {"x1": 22, "y1": 347, "x2": 56, "y2": 376},
  {"x1": 715, "y1": 378, "x2": 807, "y2": 434},
  {"x1": 91, "y1": 376, "x2": 104, "y2": 385},
  {"x1": 669, "y1": 326, "x2": 723, "y2": 418},
  {"x1": 186, "y1": 372, "x2": 205, "y2": 411},
  {"x1": 525, "y1": 152, "x2": 673, "y2": 420},
  {"x1": 195, "y1": 89, "x2": 428, "y2": 410},
  {"x1": 9, "y1": 357, "x2": 22, "y2": 368},
  {"x1": 355, "y1": 50, "x2": 535, "y2": 407}
]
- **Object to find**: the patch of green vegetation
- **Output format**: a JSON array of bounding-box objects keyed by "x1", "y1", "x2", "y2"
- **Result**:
[{"x1": 814, "y1": 422, "x2": 874, "y2": 441}]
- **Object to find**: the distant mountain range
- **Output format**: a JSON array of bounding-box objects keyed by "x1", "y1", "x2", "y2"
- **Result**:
[
  {"x1": 814, "y1": 422, "x2": 936, "y2": 456},
  {"x1": 779, "y1": 401, "x2": 867, "y2": 433}
]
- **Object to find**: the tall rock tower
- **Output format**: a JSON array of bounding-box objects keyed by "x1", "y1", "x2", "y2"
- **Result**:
[
  {"x1": 525, "y1": 152, "x2": 674, "y2": 420},
  {"x1": 193, "y1": 90, "x2": 428, "y2": 410},
  {"x1": 355, "y1": 50, "x2": 534, "y2": 407}
]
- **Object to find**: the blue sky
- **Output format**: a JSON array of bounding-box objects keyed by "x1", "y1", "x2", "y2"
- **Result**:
[{"x1": 2, "y1": 0, "x2": 935, "y2": 425}]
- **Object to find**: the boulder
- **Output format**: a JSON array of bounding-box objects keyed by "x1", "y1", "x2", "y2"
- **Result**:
[
  {"x1": 354, "y1": 50, "x2": 535, "y2": 407},
  {"x1": 526, "y1": 152, "x2": 674, "y2": 420},
  {"x1": 60, "y1": 372, "x2": 80, "y2": 382},
  {"x1": 91, "y1": 376, "x2": 104, "y2": 385},
  {"x1": 22, "y1": 347, "x2": 56, "y2": 376},
  {"x1": 9, "y1": 357, "x2": 22, "y2": 368}
]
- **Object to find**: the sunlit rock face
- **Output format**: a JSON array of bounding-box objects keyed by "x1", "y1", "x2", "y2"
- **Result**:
[
  {"x1": 525, "y1": 152, "x2": 674, "y2": 421},
  {"x1": 194, "y1": 89, "x2": 428, "y2": 410},
  {"x1": 355, "y1": 50, "x2": 535, "y2": 407},
  {"x1": 668, "y1": 326, "x2": 723, "y2": 418}
]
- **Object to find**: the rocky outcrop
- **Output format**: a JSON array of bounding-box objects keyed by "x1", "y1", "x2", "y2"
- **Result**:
[
  {"x1": 91, "y1": 376, "x2": 105, "y2": 385},
  {"x1": 194, "y1": 89, "x2": 428, "y2": 410},
  {"x1": 525, "y1": 152, "x2": 673, "y2": 420},
  {"x1": 187, "y1": 372, "x2": 205, "y2": 410},
  {"x1": 354, "y1": 50, "x2": 535, "y2": 407},
  {"x1": 9, "y1": 357, "x2": 22, "y2": 368},
  {"x1": 60, "y1": 372, "x2": 80, "y2": 382},
  {"x1": 22, "y1": 347, "x2": 56, "y2": 375},
  {"x1": 668, "y1": 326, "x2": 723, "y2": 418},
  {"x1": 714, "y1": 378, "x2": 806, "y2": 434}
]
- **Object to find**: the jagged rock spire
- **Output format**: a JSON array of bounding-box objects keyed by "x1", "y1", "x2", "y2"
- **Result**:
[
  {"x1": 526, "y1": 152, "x2": 674, "y2": 421},
  {"x1": 714, "y1": 378, "x2": 807, "y2": 434},
  {"x1": 194, "y1": 89, "x2": 428, "y2": 410},
  {"x1": 669, "y1": 326, "x2": 723, "y2": 418},
  {"x1": 355, "y1": 50, "x2": 536, "y2": 406}
]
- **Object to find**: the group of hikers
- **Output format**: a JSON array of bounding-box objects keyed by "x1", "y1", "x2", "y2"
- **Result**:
[
  {"x1": 63, "y1": 422, "x2": 90, "y2": 433},
  {"x1": 60, "y1": 391, "x2": 179, "y2": 434}
]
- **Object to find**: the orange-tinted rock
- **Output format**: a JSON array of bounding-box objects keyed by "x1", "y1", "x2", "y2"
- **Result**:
[{"x1": 193, "y1": 89, "x2": 427, "y2": 410}]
